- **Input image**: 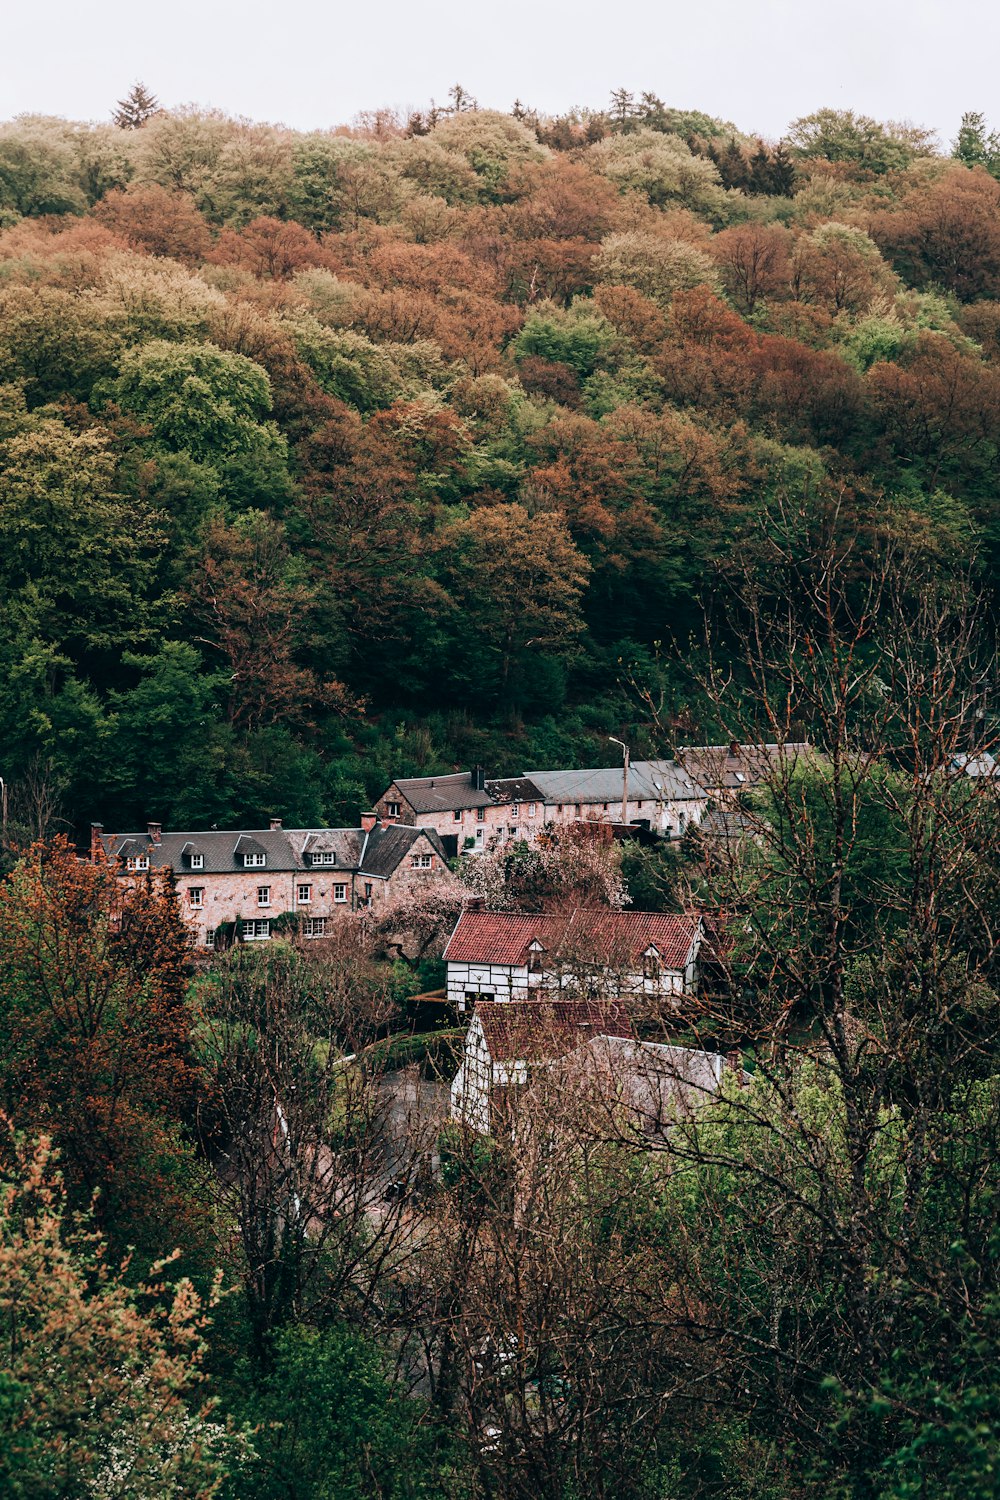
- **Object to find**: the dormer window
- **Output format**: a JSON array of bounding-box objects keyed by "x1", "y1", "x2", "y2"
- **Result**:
[
  {"x1": 311, "y1": 851, "x2": 336, "y2": 867},
  {"x1": 643, "y1": 949, "x2": 661, "y2": 981},
  {"x1": 527, "y1": 940, "x2": 545, "y2": 975},
  {"x1": 126, "y1": 855, "x2": 149, "y2": 872},
  {"x1": 190, "y1": 853, "x2": 204, "y2": 870},
  {"x1": 243, "y1": 852, "x2": 266, "y2": 868}
]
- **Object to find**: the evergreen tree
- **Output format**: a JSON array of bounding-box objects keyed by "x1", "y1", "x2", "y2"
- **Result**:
[{"x1": 112, "y1": 80, "x2": 159, "y2": 129}]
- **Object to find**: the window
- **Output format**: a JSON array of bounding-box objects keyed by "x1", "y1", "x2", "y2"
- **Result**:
[
  {"x1": 297, "y1": 883, "x2": 312, "y2": 903},
  {"x1": 643, "y1": 952, "x2": 660, "y2": 981},
  {"x1": 475, "y1": 827, "x2": 485, "y2": 846},
  {"x1": 679, "y1": 812, "x2": 687, "y2": 833},
  {"x1": 528, "y1": 946, "x2": 544, "y2": 974},
  {"x1": 387, "y1": 800, "x2": 400, "y2": 818},
  {"x1": 453, "y1": 808, "x2": 462, "y2": 821},
  {"x1": 557, "y1": 804, "x2": 564, "y2": 814},
  {"x1": 333, "y1": 883, "x2": 347, "y2": 903},
  {"x1": 364, "y1": 882, "x2": 373, "y2": 900},
  {"x1": 126, "y1": 855, "x2": 149, "y2": 872},
  {"x1": 257, "y1": 886, "x2": 271, "y2": 907},
  {"x1": 508, "y1": 827, "x2": 518, "y2": 840},
  {"x1": 510, "y1": 802, "x2": 519, "y2": 816},
  {"x1": 476, "y1": 807, "x2": 485, "y2": 822},
  {"x1": 303, "y1": 917, "x2": 328, "y2": 938},
  {"x1": 312, "y1": 851, "x2": 336, "y2": 867},
  {"x1": 190, "y1": 853, "x2": 204, "y2": 870},
  {"x1": 243, "y1": 852, "x2": 266, "y2": 868},
  {"x1": 602, "y1": 802, "x2": 609, "y2": 811},
  {"x1": 203, "y1": 927, "x2": 215, "y2": 948},
  {"x1": 575, "y1": 804, "x2": 582, "y2": 816},
  {"x1": 188, "y1": 887, "x2": 204, "y2": 908},
  {"x1": 528, "y1": 802, "x2": 536, "y2": 816},
  {"x1": 242, "y1": 919, "x2": 270, "y2": 941},
  {"x1": 410, "y1": 853, "x2": 433, "y2": 869}
]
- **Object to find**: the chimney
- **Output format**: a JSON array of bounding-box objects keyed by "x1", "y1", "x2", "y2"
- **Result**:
[
  {"x1": 269, "y1": 816, "x2": 282, "y2": 831},
  {"x1": 729, "y1": 741, "x2": 740, "y2": 758},
  {"x1": 147, "y1": 821, "x2": 161, "y2": 845},
  {"x1": 472, "y1": 764, "x2": 486, "y2": 792},
  {"x1": 381, "y1": 816, "x2": 392, "y2": 830},
  {"x1": 360, "y1": 811, "x2": 377, "y2": 833},
  {"x1": 90, "y1": 822, "x2": 104, "y2": 862}
]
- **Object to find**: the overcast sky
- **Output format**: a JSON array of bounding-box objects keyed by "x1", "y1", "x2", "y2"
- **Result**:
[{"x1": 2, "y1": 0, "x2": 995, "y2": 146}]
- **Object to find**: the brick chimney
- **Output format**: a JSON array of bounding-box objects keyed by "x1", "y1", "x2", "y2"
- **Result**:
[
  {"x1": 90, "y1": 822, "x2": 104, "y2": 862},
  {"x1": 360, "y1": 811, "x2": 377, "y2": 833},
  {"x1": 729, "y1": 741, "x2": 740, "y2": 758},
  {"x1": 269, "y1": 816, "x2": 282, "y2": 831},
  {"x1": 147, "y1": 820, "x2": 162, "y2": 844},
  {"x1": 472, "y1": 764, "x2": 486, "y2": 792}
]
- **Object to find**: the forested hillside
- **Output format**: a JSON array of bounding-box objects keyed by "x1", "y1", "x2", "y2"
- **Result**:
[{"x1": 1, "y1": 91, "x2": 998, "y2": 835}]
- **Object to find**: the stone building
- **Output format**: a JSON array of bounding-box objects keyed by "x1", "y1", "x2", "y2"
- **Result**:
[
  {"x1": 375, "y1": 759, "x2": 707, "y2": 852},
  {"x1": 92, "y1": 815, "x2": 454, "y2": 948}
]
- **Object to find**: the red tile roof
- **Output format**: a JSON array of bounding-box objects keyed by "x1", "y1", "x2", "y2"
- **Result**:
[
  {"x1": 475, "y1": 999, "x2": 636, "y2": 1063},
  {"x1": 443, "y1": 909, "x2": 702, "y2": 969}
]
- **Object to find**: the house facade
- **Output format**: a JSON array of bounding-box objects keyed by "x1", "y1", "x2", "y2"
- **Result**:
[
  {"x1": 442, "y1": 909, "x2": 704, "y2": 1014},
  {"x1": 92, "y1": 815, "x2": 454, "y2": 948},
  {"x1": 375, "y1": 760, "x2": 707, "y2": 851}
]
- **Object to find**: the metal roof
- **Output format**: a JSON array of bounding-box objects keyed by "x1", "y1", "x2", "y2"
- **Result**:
[{"x1": 523, "y1": 760, "x2": 703, "y2": 806}]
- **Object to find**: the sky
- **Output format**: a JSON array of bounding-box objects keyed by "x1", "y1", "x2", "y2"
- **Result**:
[{"x1": 2, "y1": 0, "x2": 996, "y2": 145}]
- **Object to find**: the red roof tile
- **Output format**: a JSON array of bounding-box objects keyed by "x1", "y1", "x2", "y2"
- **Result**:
[
  {"x1": 475, "y1": 999, "x2": 636, "y2": 1063},
  {"x1": 443, "y1": 908, "x2": 701, "y2": 969}
]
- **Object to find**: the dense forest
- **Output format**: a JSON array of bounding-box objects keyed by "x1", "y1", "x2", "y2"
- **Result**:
[
  {"x1": 1, "y1": 88, "x2": 999, "y2": 837},
  {"x1": 0, "y1": 86, "x2": 998, "y2": 1500}
]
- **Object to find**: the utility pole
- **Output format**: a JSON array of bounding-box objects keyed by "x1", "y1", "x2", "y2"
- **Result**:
[{"x1": 608, "y1": 737, "x2": 630, "y2": 826}]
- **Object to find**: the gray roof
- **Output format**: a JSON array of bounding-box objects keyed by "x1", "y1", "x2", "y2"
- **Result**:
[
  {"x1": 948, "y1": 751, "x2": 998, "y2": 779},
  {"x1": 678, "y1": 742, "x2": 813, "y2": 792},
  {"x1": 391, "y1": 773, "x2": 493, "y2": 813},
  {"x1": 524, "y1": 760, "x2": 703, "y2": 806},
  {"x1": 102, "y1": 824, "x2": 446, "y2": 880},
  {"x1": 489, "y1": 776, "x2": 545, "y2": 804}
]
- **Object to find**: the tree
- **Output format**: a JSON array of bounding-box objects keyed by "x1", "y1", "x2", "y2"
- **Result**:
[
  {"x1": 0, "y1": 840, "x2": 207, "y2": 1264},
  {"x1": 441, "y1": 502, "x2": 591, "y2": 693},
  {"x1": 112, "y1": 82, "x2": 160, "y2": 130},
  {"x1": 952, "y1": 110, "x2": 1000, "y2": 177},
  {"x1": 0, "y1": 1128, "x2": 239, "y2": 1497},
  {"x1": 711, "y1": 223, "x2": 791, "y2": 314}
]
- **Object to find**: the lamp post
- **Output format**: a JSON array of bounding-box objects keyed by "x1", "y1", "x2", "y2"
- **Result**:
[{"x1": 608, "y1": 737, "x2": 630, "y2": 827}]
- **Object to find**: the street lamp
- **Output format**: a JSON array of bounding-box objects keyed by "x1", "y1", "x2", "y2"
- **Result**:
[{"x1": 608, "y1": 737, "x2": 630, "y2": 826}]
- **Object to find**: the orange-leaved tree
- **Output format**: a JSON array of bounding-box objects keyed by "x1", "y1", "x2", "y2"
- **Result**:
[{"x1": 0, "y1": 839, "x2": 209, "y2": 1266}]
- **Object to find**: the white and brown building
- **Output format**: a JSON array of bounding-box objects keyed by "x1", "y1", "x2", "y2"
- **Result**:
[
  {"x1": 92, "y1": 815, "x2": 454, "y2": 947},
  {"x1": 442, "y1": 908, "x2": 705, "y2": 1013}
]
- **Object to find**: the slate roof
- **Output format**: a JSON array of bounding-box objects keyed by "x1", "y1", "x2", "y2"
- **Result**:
[
  {"x1": 678, "y1": 742, "x2": 812, "y2": 792},
  {"x1": 101, "y1": 824, "x2": 446, "y2": 880},
  {"x1": 489, "y1": 776, "x2": 545, "y2": 804},
  {"x1": 524, "y1": 760, "x2": 703, "y2": 806},
  {"x1": 559, "y1": 1036, "x2": 730, "y2": 1119},
  {"x1": 391, "y1": 773, "x2": 493, "y2": 813},
  {"x1": 475, "y1": 999, "x2": 636, "y2": 1063},
  {"x1": 443, "y1": 909, "x2": 702, "y2": 970}
]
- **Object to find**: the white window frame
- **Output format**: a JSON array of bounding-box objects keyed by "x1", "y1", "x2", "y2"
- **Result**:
[
  {"x1": 386, "y1": 801, "x2": 400, "y2": 818},
  {"x1": 242, "y1": 919, "x2": 271, "y2": 941},
  {"x1": 190, "y1": 853, "x2": 204, "y2": 870},
  {"x1": 127, "y1": 855, "x2": 149, "y2": 872},
  {"x1": 528, "y1": 802, "x2": 536, "y2": 816},
  {"x1": 333, "y1": 883, "x2": 348, "y2": 903},
  {"x1": 312, "y1": 851, "x2": 336, "y2": 867},
  {"x1": 243, "y1": 852, "x2": 266, "y2": 868},
  {"x1": 303, "y1": 916, "x2": 328, "y2": 938},
  {"x1": 188, "y1": 887, "x2": 204, "y2": 909},
  {"x1": 203, "y1": 927, "x2": 215, "y2": 948},
  {"x1": 257, "y1": 886, "x2": 271, "y2": 908},
  {"x1": 410, "y1": 853, "x2": 432, "y2": 869},
  {"x1": 297, "y1": 883, "x2": 312, "y2": 903},
  {"x1": 476, "y1": 807, "x2": 486, "y2": 823}
]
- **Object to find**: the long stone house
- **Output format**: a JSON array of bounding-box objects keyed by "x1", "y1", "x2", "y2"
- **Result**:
[
  {"x1": 375, "y1": 760, "x2": 707, "y2": 853},
  {"x1": 441, "y1": 908, "x2": 705, "y2": 1014},
  {"x1": 92, "y1": 815, "x2": 454, "y2": 947}
]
